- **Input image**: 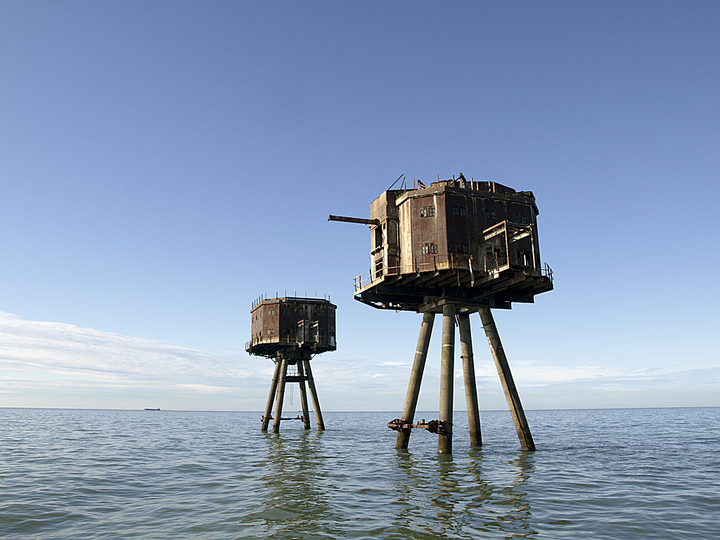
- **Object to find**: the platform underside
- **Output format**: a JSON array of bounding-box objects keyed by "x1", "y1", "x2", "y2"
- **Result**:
[
  {"x1": 354, "y1": 267, "x2": 553, "y2": 312},
  {"x1": 246, "y1": 340, "x2": 334, "y2": 359}
]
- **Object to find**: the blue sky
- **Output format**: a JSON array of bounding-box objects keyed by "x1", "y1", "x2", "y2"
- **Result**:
[{"x1": 1, "y1": 1, "x2": 718, "y2": 411}]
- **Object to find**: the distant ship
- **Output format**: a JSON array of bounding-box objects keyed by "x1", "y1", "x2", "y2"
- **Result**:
[{"x1": 144, "y1": 408, "x2": 161, "y2": 411}]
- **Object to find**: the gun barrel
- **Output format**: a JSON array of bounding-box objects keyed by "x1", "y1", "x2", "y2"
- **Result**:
[{"x1": 327, "y1": 214, "x2": 380, "y2": 226}]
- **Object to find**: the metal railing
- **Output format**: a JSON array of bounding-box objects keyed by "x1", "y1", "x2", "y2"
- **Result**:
[
  {"x1": 353, "y1": 254, "x2": 474, "y2": 292},
  {"x1": 353, "y1": 256, "x2": 554, "y2": 293},
  {"x1": 542, "y1": 263, "x2": 554, "y2": 282},
  {"x1": 246, "y1": 336, "x2": 296, "y2": 350}
]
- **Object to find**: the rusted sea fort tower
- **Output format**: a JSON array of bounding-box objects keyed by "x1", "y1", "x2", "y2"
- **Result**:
[
  {"x1": 330, "y1": 174, "x2": 553, "y2": 453},
  {"x1": 246, "y1": 296, "x2": 336, "y2": 433}
]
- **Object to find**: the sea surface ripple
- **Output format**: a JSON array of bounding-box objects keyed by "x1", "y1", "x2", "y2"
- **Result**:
[{"x1": 1, "y1": 407, "x2": 718, "y2": 539}]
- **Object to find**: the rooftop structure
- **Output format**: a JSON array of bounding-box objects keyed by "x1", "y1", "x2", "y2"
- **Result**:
[
  {"x1": 334, "y1": 174, "x2": 552, "y2": 312},
  {"x1": 247, "y1": 296, "x2": 336, "y2": 358}
]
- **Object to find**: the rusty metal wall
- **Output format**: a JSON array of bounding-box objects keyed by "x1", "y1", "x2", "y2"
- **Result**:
[
  {"x1": 390, "y1": 181, "x2": 541, "y2": 276},
  {"x1": 249, "y1": 298, "x2": 336, "y2": 353}
]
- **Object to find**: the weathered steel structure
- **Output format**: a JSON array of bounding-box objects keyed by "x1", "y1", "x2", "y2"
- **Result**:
[
  {"x1": 246, "y1": 296, "x2": 336, "y2": 433},
  {"x1": 330, "y1": 174, "x2": 552, "y2": 453}
]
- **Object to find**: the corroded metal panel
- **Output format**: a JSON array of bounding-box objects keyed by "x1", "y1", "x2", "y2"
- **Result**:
[
  {"x1": 344, "y1": 176, "x2": 553, "y2": 311},
  {"x1": 247, "y1": 297, "x2": 337, "y2": 358}
]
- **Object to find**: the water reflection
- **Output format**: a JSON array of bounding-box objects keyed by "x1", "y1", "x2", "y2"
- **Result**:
[
  {"x1": 392, "y1": 449, "x2": 537, "y2": 538},
  {"x1": 391, "y1": 451, "x2": 433, "y2": 537},
  {"x1": 244, "y1": 430, "x2": 341, "y2": 539},
  {"x1": 487, "y1": 451, "x2": 536, "y2": 538}
]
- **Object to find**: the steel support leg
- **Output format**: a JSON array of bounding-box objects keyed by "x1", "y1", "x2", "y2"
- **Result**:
[
  {"x1": 261, "y1": 359, "x2": 282, "y2": 431},
  {"x1": 272, "y1": 356, "x2": 290, "y2": 433},
  {"x1": 479, "y1": 308, "x2": 535, "y2": 451},
  {"x1": 458, "y1": 312, "x2": 482, "y2": 447},
  {"x1": 438, "y1": 304, "x2": 456, "y2": 454},
  {"x1": 396, "y1": 312, "x2": 435, "y2": 450},
  {"x1": 303, "y1": 360, "x2": 325, "y2": 430},
  {"x1": 296, "y1": 360, "x2": 312, "y2": 429}
]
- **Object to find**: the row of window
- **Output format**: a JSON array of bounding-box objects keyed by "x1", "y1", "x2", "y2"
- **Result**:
[
  {"x1": 418, "y1": 205, "x2": 529, "y2": 223},
  {"x1": 421, "y1": 205, "x2": 471, "y2": 218},
  {"x1": 253, "y1": 308, "x2": 275, "y2": 320},
  {"x1": 424, "y1": 207, "x2": 525, "y2": 222},
  {"x1": 421, "y1": 243, "x2": 468, "y2": 254},
  {"x1": 259, "y1": 308, "x2": 334, "y2": 319},
  {"x1": 421, "y1": 243, "x2": 534, "y2": 255},
  {"x1": 258, "y1": 327, "x2": 334, "y2": 337}
]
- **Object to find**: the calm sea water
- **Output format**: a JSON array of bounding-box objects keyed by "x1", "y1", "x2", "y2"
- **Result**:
[{"x1": 1, "y1": 407, "x2": 718, "y2": 539}]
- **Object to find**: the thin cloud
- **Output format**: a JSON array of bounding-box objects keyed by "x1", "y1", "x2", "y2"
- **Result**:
[
  {"x1": 0, "y1": 312, "x2": 269, "y2": 408},
  {"x1": 1, "y1": 312, "x2": 718, "y2": 410},
  {"x1": 313, "y1": 354, "x2": 720, "y2": 410}
]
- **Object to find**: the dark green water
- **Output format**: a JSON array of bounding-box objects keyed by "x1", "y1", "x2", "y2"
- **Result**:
[{"x1": 1, "y1": 408, "x2": 718, "y2": 539}]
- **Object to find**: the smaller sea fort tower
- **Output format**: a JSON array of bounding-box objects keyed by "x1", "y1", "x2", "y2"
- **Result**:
[
  {"x1": 247, "y1": 296, "x2": 337, "y2": 433},
  {"x1": 330, "y1": 174, "x2": 553, "y2": 453}
]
